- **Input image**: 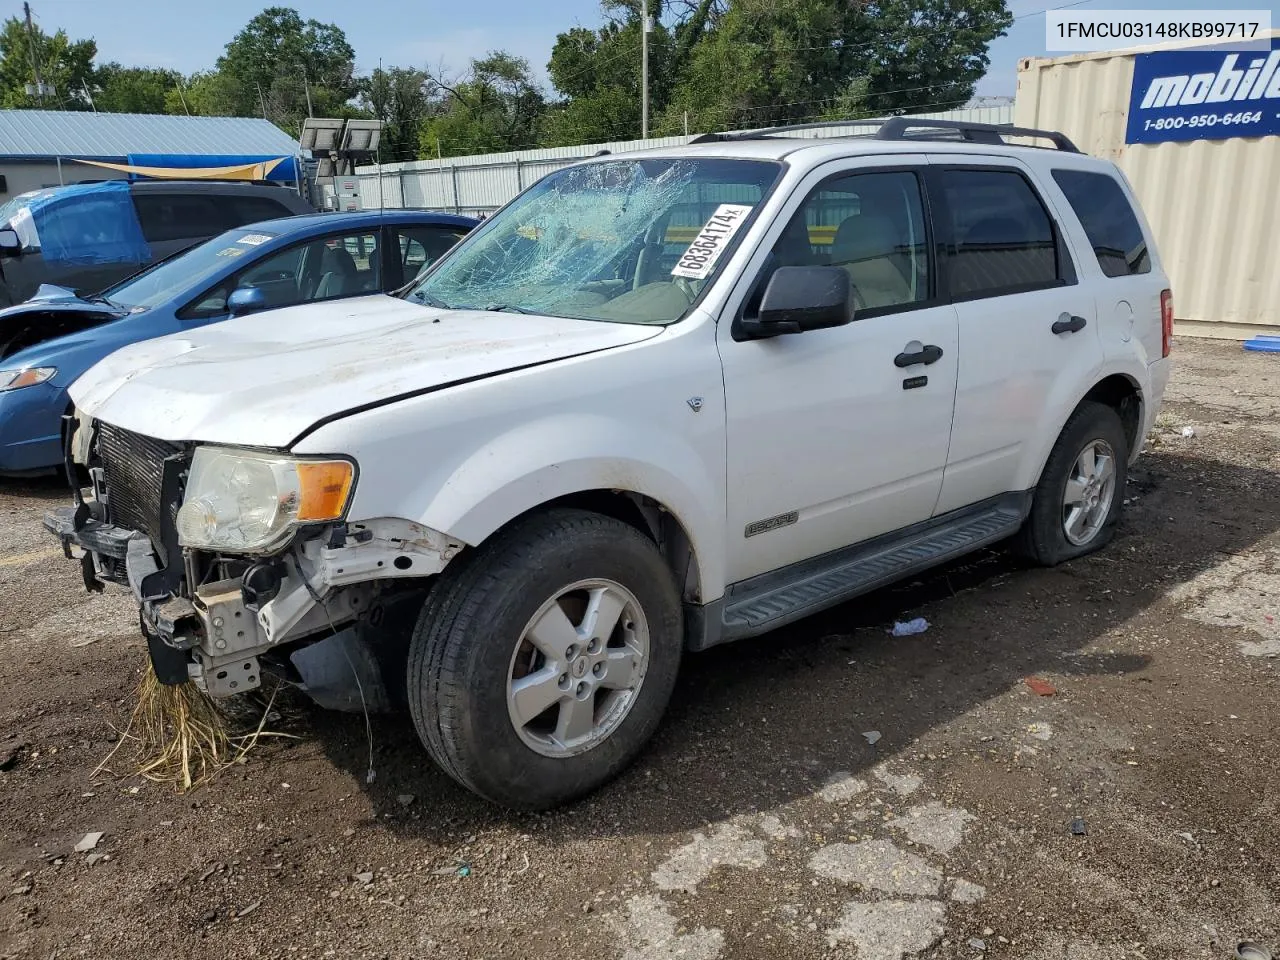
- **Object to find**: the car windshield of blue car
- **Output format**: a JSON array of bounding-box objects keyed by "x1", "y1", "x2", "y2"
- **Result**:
[
  {"x1": 402, "y1": 157, "x2": 781, "y2": 325},
  {"x1": 103, "y1": 229, "x2": 280, "y2": 311}
]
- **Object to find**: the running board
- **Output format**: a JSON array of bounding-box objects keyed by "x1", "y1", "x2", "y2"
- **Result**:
[{"x1": 719, "y1": 492, "x2": 1030, "y2": 642}]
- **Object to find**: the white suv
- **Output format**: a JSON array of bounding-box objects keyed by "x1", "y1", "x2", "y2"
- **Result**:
[{"x1": 46, "y1": 119, "x2": 1173, "y2": 808}]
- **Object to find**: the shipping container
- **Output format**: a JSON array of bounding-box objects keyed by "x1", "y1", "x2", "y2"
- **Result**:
[{"x1": 1016, "y1": 32, "x2": 1280, "y2": 338}]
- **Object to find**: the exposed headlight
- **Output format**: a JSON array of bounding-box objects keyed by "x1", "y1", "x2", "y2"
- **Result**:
[
  {"x1": 0, "y1": 366, "x2": 55, "y2": 391},
  {"x1": 176, "y1": 447, "x2": 355, "y2": 553}
]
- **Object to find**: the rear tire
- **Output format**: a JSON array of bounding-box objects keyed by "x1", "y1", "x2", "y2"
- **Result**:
[
  {"x1": 407, "y1": 508, "x2": 683, "y2": 809},
  {"x1": 1017, "y1": 401, "x2": 1129, "y2": 566}
]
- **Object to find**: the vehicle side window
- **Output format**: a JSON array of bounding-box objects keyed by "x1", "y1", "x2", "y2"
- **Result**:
[
  {"x1": 394, "y1": 225, "x2": 467, "y2": 285},
  {"x1": 133, "y1": 194, "x2": 226, "y2": 244},
  {"x1": 180, "y1": 230, "x2": 381, "y2": 320},
  {"x1": 226, "y1": 195, "x2": 295, "y2": 227},
  {"x1": 940, "y1": 169, "x2": 1061, "y2": 300},
  {"x1": 1051, "y1": 169, "x2": 1150, "y2": 278},
  {"x1": 750, "y1": 170, "x2": 929, "y2": 315}
]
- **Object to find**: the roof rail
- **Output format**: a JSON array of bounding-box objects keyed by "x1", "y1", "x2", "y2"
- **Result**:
[
  {"x1": 687, "y1": 118, "x2": 882, "y2": 143},
  {"x1": 874, "y1": 117, "x2": 1080, "y2": 153}
]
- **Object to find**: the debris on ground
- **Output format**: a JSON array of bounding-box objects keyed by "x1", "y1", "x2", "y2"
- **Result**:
[
  {"x1": 968, "y1": 938, "x2": 987, "y2": 951},
  {"x1": 354, "y1": 871, "x2": 374, "y2": 885},
  {"x1": 237, "y1": 900, "x2": 262, "y2": 918},
  {"x1": 863, "y1": 730, "x2": 882, "y2": 745},
  {"x1": 1181, "y1": 426, "x2": 1197, "y2": 438},
  {"x1": 397, "y1": 793, "x2": 415, "y2": 807},
  {"x1": 1070, "y1": 818, "x2": 1088, "y2": 836},
  {"x1": 73, "y1": 831, "x2": 104, "y2": 853},
  {"x1": 1024, "y1": 677, "x2": 1057, "y2": 697},
  {"x1": 891, "y1": 617, "x2": 930, "y2": 637},
  {"x1": 1027, "y1": 722, "x2": 1053, "y2": 741},
  {"x1": 1236, "y1": 942, "x2": 1273, "y2": 960}
]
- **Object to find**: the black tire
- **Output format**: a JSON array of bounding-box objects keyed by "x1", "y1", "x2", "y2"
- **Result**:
[
  {"x1": 1016, "y1": 401, "x2": 1129, "y2": 566},
  {"x1": 406, "y1": 508, "x2": 683, "y2": 809}
]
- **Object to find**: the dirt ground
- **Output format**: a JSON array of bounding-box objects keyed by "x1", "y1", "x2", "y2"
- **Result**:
[{"x1": 3, "y1": 337, "x2": 1279, "y2": 960}]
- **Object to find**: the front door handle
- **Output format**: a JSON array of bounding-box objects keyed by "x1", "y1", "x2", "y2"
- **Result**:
[
  {"x1": 1051, "y1": 314, "x2": 1088, "y2": 335},
  {"x1": 894, "y1": 343, "x2": 944, "y2": 367}
]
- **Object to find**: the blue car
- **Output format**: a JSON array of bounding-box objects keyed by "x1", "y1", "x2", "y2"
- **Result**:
[{"x1": 0, "y1": 209, "x2": 476, "y2": 474}]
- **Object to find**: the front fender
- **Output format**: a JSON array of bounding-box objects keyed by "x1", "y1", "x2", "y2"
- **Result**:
[{"x1": 420, "y1": 412, "x2": 726, "y2": 601}]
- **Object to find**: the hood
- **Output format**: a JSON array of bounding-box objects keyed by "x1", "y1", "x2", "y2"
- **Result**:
[
  {"x1": 70, "y1": 295, "x2": 662, "y2": 448},
  {"x1": 0, "y1": 294, "x2": 130, "y2": 361}
]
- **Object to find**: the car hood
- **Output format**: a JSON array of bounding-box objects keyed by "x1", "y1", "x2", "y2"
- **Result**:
[{"x1": 70, "y1": 294, "x2": 662, "y2": 448}]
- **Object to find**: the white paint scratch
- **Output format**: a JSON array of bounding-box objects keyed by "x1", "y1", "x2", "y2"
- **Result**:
[
  {"x1": 652, "y1": 821, "x2": 767, "y2": 893},
  {"x1": 617, "y1": 895, "x2": 724, "y2": 960},
  {"x1": 809, "y1": 839, "x2": 942, "y2": 896},
  {"x1": 887, "y1": 802, "x2": 976, "y2": 855},
  {"x1": 826, "y1": 899, "x2": 947, "y2": 959}
]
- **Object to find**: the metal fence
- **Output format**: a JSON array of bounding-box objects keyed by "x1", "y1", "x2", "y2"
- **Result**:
[{"x1": 354, "y1": 105, "x2": 1015, "y2": 216}]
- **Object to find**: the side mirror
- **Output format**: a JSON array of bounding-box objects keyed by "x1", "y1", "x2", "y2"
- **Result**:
[
  {"x1": 740, "y1": 266, "x2": 855, "y2": 339},
  {"x1": 227, "y1": 285, "x2": 268, "y2": 317},
  {"x1": 0, "y1": 228, "x2": 20, "y2": 257}
]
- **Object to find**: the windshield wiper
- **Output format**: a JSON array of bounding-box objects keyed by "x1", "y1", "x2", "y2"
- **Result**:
[
  {"x1": 410, "y1": 291, "x2": 452, "y2": 309},
  {"x1": 482, "y1": 303, "x2": 533, "y2": 314},
  {"x1": 82, "y1": 295, "x2": 121, "y2": 308}
]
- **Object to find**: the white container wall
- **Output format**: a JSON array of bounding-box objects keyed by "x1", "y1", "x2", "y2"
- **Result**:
[
  {"x1": 354, "y1": 106, "x2": 1014, "y2": 217},
  {"x1": 1016, "y1": 34, "x2": 1280, "y2": 337}
]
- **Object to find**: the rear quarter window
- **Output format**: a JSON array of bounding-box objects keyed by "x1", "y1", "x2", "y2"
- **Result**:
[
  {"x1": 133, "y1": 193, "x2": 227, "y2": 243},
  {"x1": 1051, "y1": 169, "x2": 1150, "y2": 278},
  {"x1": 226, "y1": 195, "x2": 296, "y2": 227}
]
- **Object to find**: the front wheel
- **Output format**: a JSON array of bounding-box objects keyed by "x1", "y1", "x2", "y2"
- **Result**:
[
  {"x1": 1017, "y1": 401, "x2": 1129, "y2": 566},
  {"x1": 407, "y1": 509, "x2": 683, "y2": 809}
]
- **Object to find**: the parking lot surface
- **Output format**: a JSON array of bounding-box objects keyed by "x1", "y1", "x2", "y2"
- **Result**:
[{"x1": 2, "y1": 337, "x2": 1279, "y2": 960}]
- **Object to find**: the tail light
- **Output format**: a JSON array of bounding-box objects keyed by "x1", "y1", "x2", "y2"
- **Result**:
[{"x1": 1160, "y1": 289, "x2": 1173, "y2": 358}]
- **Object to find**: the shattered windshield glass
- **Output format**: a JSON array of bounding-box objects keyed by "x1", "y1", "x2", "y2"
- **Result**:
[{"x1": 403, "y1": 157, "x2": 781, "y2": 325}]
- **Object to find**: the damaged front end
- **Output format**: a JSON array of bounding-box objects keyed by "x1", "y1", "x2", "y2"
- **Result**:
[
  {"x1": 0, "y1": 294, "x2": 124, "y2": 360},
  {"x1": 44, "y1": 413, "x2": 463, "y2": 710}
]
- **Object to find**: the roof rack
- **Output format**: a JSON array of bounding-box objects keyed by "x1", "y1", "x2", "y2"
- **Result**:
[
  {"x1": 875, "y1": 117, "x2": 1080, "y2": 152},
  {"x1": 687, "y1": 116, "x2": 1080, "y2": 153}
]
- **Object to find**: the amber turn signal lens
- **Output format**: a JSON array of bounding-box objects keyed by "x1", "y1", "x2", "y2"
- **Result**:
[{"x1": 295, "y1": 460, "x2": 355, "y2": 521}]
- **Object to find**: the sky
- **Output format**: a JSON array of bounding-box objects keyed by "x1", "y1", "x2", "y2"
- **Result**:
[{"x1": 13, "y1": 0, "x2": 1280, "y2": 103}]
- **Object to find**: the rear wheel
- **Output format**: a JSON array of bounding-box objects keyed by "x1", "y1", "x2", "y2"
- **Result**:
[
  {"x1": 407, "y1": 509, "x2": 683, "y2": 809},
  {"x1": 1017, "y1": 401, "x2": 1129, "y2": 566}
]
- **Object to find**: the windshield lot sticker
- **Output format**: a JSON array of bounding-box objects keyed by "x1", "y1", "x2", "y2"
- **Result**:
[
  {"x1": 237, "y1": 233, "x2": 273, "y2": 246},
  {"x1": 671, "y1": 204, "x2": 753, "y2": 279}
]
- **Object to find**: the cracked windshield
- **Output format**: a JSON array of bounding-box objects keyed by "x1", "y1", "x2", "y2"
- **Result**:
[{"x1": 404, "y1": 158, "x2": 779, "y2": 324}]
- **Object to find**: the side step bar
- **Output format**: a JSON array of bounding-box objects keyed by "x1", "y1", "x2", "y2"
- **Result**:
[{"x1": 719, "y1": 492, "x2": 1030, "y2": 642}]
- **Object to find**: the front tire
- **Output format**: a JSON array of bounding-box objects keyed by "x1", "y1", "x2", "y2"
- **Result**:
[
  {"x1": 407, "y1": 509, "x2": 683, "y2": 809},
  {"x1": 1017, "y1": 401, "x2": 1129, "y2": 566}
]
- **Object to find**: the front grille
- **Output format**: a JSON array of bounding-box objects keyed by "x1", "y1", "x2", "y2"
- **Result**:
[{"x1": 97, "y1": 421, "x2": 183, "y2": 556}]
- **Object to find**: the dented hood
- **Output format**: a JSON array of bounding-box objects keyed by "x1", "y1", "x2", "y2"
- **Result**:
[{"x1": 69, "y1": 294, "x2": 661, "y2": 448}]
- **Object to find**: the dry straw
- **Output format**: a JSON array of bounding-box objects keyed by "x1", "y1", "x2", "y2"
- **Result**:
[{"x1": 96, "y1": 660, "x2": 296, "y2": 791}]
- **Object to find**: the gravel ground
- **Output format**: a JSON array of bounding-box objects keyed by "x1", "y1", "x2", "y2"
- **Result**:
[{"x1": 2, "y1": 337, "x2": 1279, "y2": 960}]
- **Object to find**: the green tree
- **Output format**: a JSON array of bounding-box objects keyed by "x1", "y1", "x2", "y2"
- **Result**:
[
  {"x1": 0, "y1": 16, "x2": 95, "y2": 109},
  {"x1": 421, "y1": 53, "x2": 546, "y2": 158},
  {"x1": 215, "y1": 6, "x2": 357, "y2": 133},
  {"x1": 359, "y1": 66, "x2": 432, "y2": 163},
  {"x1": 92, "y1": 64, "x2": 181, "y2": 114},
  {"x1": 163, "y1": 70, "x2": 238, "y2": 116},
  {"x1": 543, "y1": 2, "x2": 676, "y2": 146}
]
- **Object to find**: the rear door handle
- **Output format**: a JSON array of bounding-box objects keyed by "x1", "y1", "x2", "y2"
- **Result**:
[
  {"x1": 1051, "y1": 314, "x2": 1088, "y2": 335},
  {"x1": 894, "y1": 343, "x2": 944, "y2": 367}
]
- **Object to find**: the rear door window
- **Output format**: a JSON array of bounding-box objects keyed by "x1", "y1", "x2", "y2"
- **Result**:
[
  {"x1": 1051, "y1": 169, "x2": 1150, "y2": 278},
  {"x1": 133, "y1": 193, "x2": 226, "y2": 244},
  {"x1": 939, "y1": 169, "x2": 1063, "y2": 300}
]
